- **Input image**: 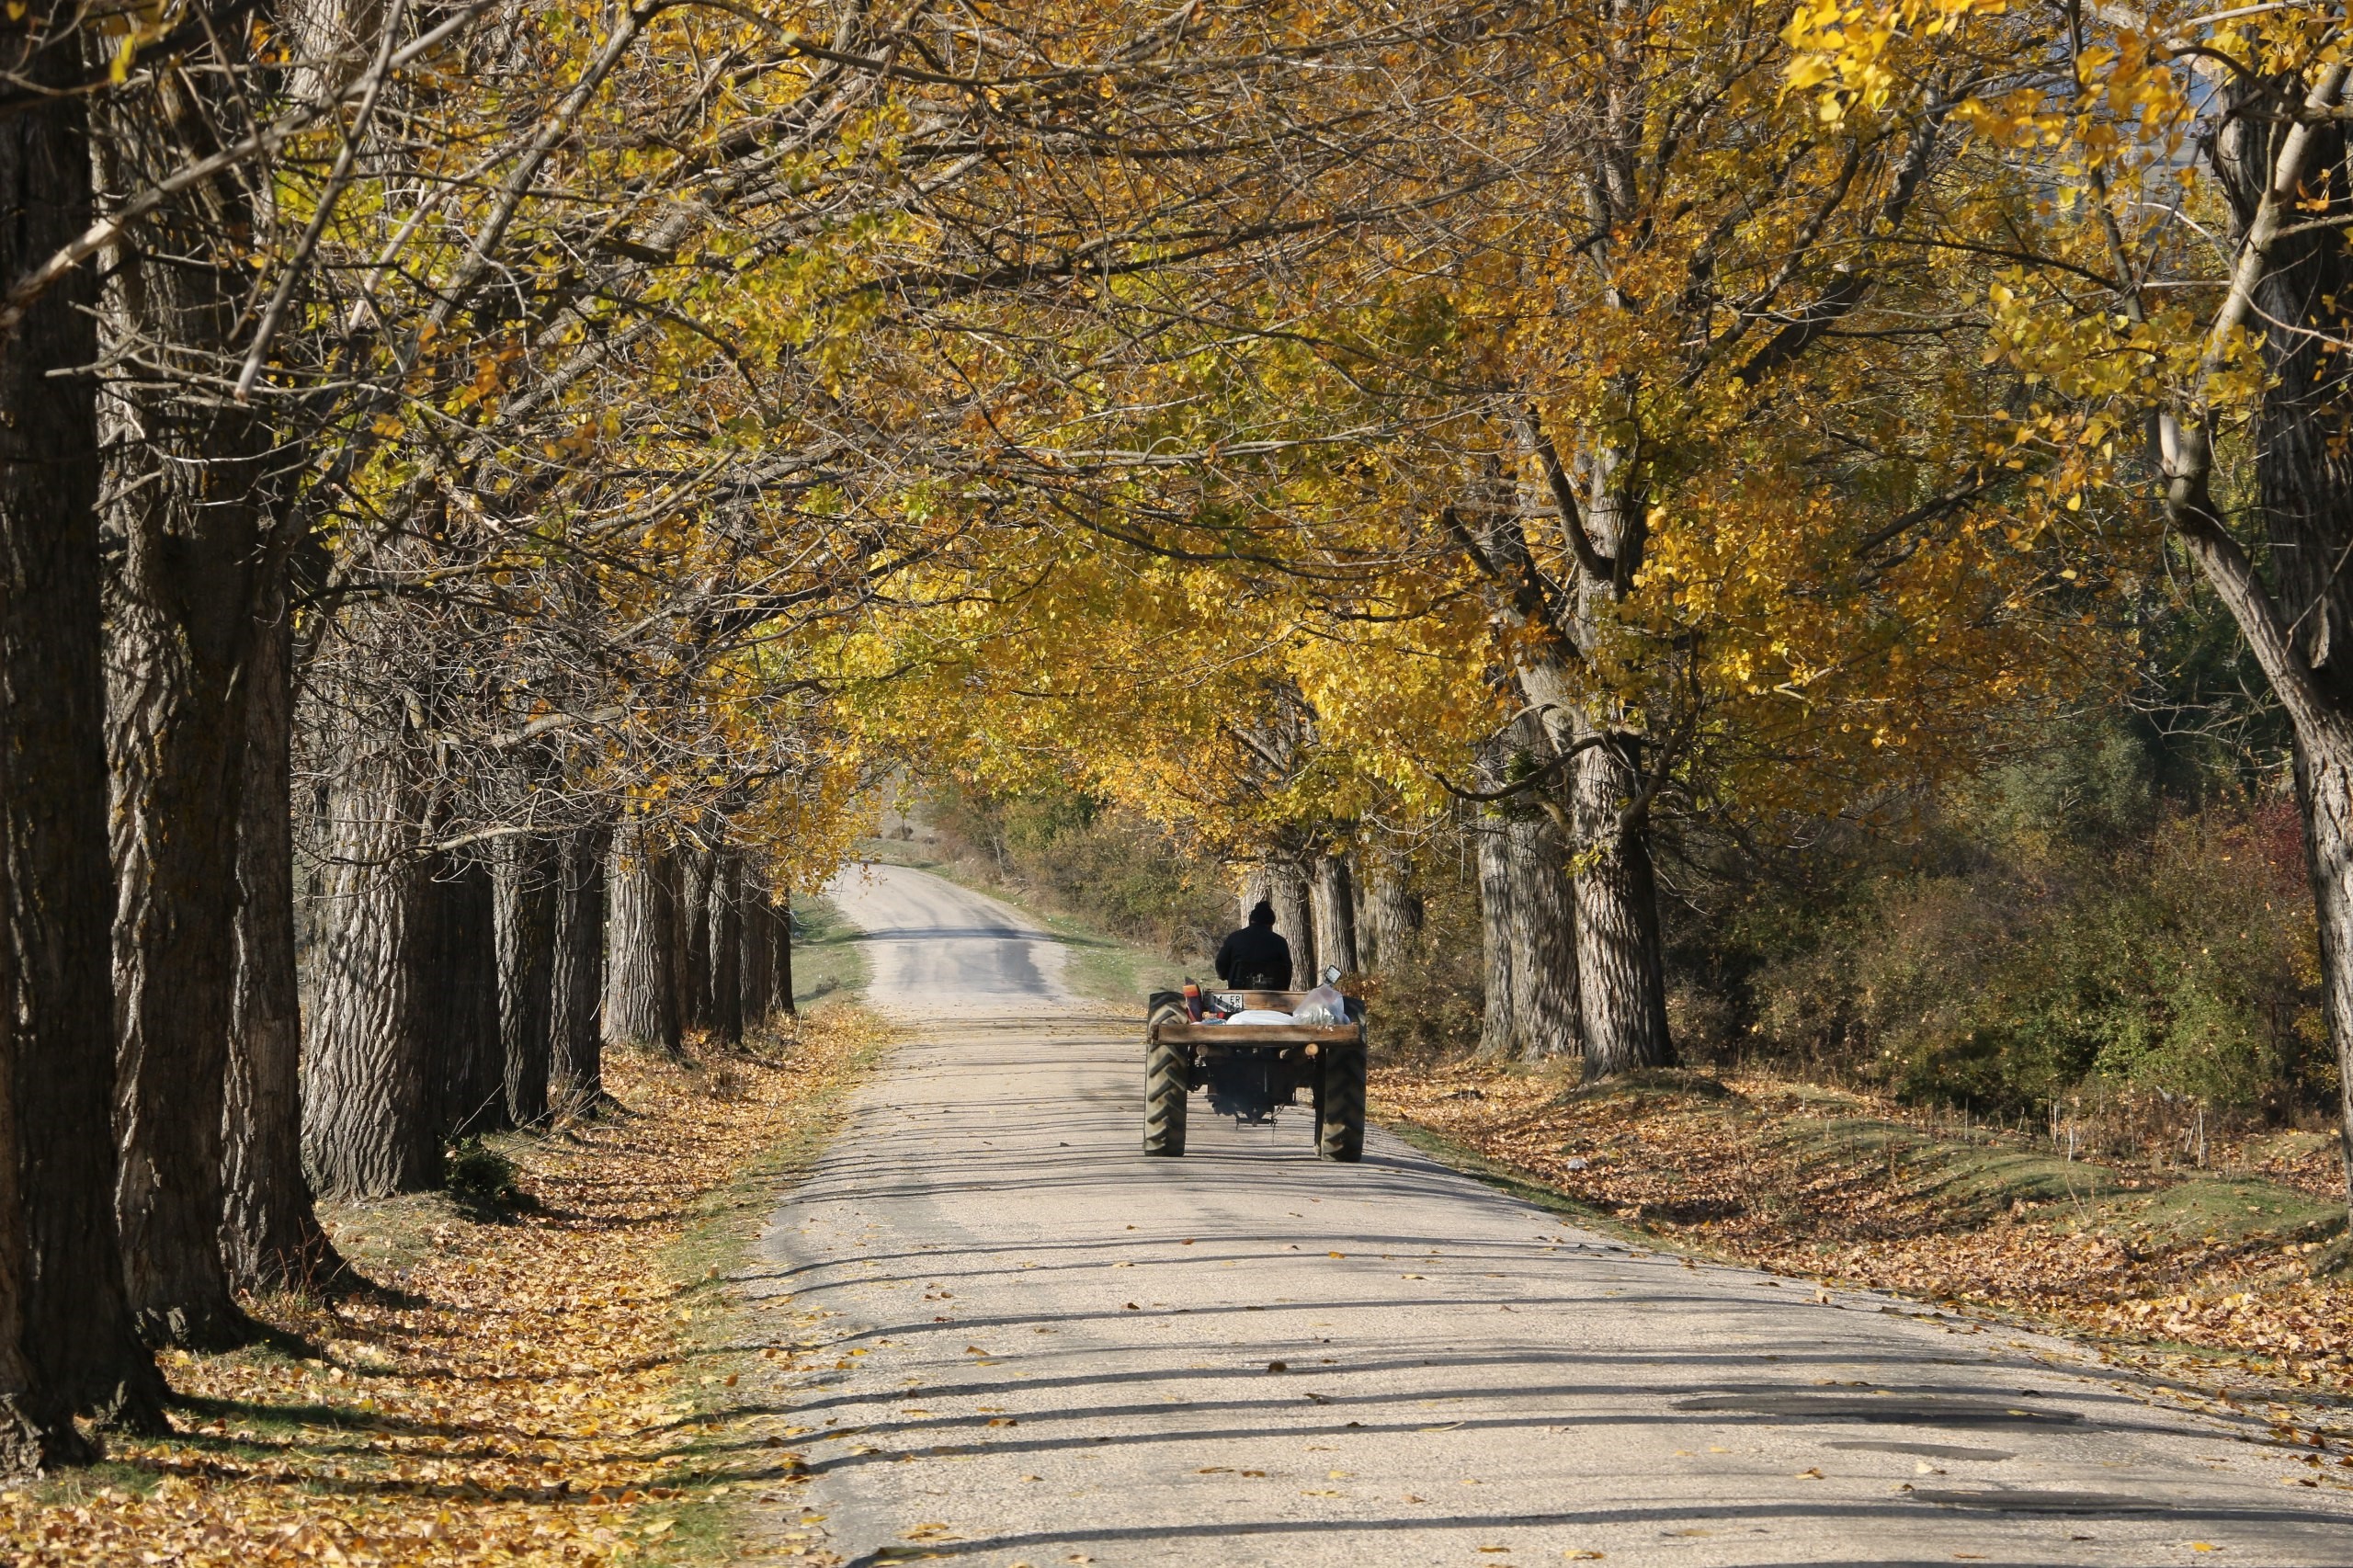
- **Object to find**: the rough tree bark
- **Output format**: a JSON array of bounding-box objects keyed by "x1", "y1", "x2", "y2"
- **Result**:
[
  {"x1": 739, "y1": 868, "x2": 773, "y2": 1028},
  {"x1": 605, "y1": 818, "x2": 680, "y2": 1052},
  {"x1": 97, "y1": 81, "x2": 278, "y2": 1347},
  {"x1": 431, "y1": 858, "x2": 503, "y2": 1137},
  {"x1": 2181, "y1": 67, "x2": 2353, "y2": 1219},
  {"x1": 1310, "y1": 853, "x2": 1358, "y2": 977},
  {"x1": 0, "y1": 16, "x2": 167, "y2": 1445},
  {"x1": 303, "y1": 756, "x2": 442, "y2": 1199},
  {"x1": 708, "y1": 850, "x2": 743, "y2": 1048},
  {"x1": 547, "y1": 825, "x2": 608, "y2": 1115},
  {"x1": 1237, "y1": 863, "x2": 1269, "y2": 925},
  {"x1": 1503, "y1": 803, "x2": 1582, "y2": 1062},
  {"x1": 1472, "y1": 770, "x2": 1519, "y2": 1061},
  {"x1": 773, "y1": 887, "x2": 796, "y2": 1016},
  {"x1": 1456, "y1": 448, "x2": 1674, "y2": 1077},
  {"x1": 0, "y1": 1009, "x2": 48, "y2": 1472},
  {"x1": 1263, "y1": 856, "x2": 1315, "y2": 982},
  {"x1": 676, "y1": 838, "x2": 714, "y2": 1034},
  {"x1": 494, "y1": 836, "x2": 556, "y2": 1126},
  {"x1": 1363, "y1": 853, "x2": 1423, "y2": 974},
  {"x1": 222, "y1": 573, "x2": 343, "y2": 1292},
  {"x1": 1568, "y1": 734, "x2": 1669, "y2": 1075},
  {"x1": 1490, "y1": 452, "x2": 1676, "y2": 1077}
]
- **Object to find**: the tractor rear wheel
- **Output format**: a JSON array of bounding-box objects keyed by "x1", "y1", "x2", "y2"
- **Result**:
[
  {"x1": 1317, "y1": 1047, "x2": 1365, "y2": 1163},
  {"x1": 1144, "y1": 1012, "x2": 1189, "y2": 1156}
]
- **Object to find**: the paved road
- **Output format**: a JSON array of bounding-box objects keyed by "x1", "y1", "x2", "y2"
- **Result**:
[{"x1": 749, "y1": 864, "x2": 2353, "y2": 1566}]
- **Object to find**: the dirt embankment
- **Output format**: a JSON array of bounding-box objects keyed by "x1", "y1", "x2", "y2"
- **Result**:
[{"x1": 1375, "y1": 1062, "x2": 2353, "y2": 1401}]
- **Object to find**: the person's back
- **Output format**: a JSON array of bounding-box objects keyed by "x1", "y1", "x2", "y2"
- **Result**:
[{"x1": 1215, "y1": 901, "x2": 1293, "y2": 989}]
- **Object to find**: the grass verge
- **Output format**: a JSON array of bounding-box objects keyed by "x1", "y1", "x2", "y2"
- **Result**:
[
  {"x1": 790, "y1": 892, "x2": 869, "y2": 1009},
  {"x1": 641, "y1": 1007, "x2": 895, "y2": 1566}
]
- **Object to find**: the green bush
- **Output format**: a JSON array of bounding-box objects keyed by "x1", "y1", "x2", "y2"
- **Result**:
[
  {"x1": 444, "y1": 1140, "x2": 533, "y2": 1214},
  {"x1": 1741, "y1": 726, "x2": 2322, "y2": 1117}
]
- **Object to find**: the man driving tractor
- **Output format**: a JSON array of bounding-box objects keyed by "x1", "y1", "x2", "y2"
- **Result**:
[{"x1": 1214, "y1": 900, "x2": 1293, "y2": 990}]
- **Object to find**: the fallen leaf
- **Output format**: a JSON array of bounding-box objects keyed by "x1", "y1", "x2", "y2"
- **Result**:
[{"x1": 0, "y1": 1018, "x2": 882, "y2": 1568}]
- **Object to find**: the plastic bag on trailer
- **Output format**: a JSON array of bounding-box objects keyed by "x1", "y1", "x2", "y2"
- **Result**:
[{"x1": 1290, "y1": 984, "x2": 1347, "y2": 1025}]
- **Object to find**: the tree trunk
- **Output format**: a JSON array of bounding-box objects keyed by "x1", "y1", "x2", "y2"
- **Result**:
[
  {"x1": 2188, "y1": 72, "x2": 2353, "y2": 1217},
  {"x1": 547, "y1": 825, "x2": 608, "y2": 1115},
  {"x1": 93, "y1": 0, "x2": 283, "y2": 1355},
  {"x1": 1472, "y1": 813, "x2": 1518, "y2": 1060},
  {"x1": 1237, "y1": 863, "x2": 1269, "y2": 925},
  {"x1": 0, "y1": 1007, "x2": 51, "y2": 1473},
  {"x1": 1504, "y1": 807, "x2": 1582, "y2": 1062},
  {"x1": 676, "y1": 839, "x2": 714, "y2": 1035},
  {"x1": 1264, "y1": 857, "x2": 1315, "y2": 982},
  {"x1": 1571, "y1": 737, "x2": 1672, "y2": 1077},
  {"x1": 739, "y1": 869, "x2": 773, "y2": 1028},
  {"x1": 1490, "y1": 426, "x2": 1676, "y2": 1080},
  {"x1": 1364, "y1": 854, "x2": 1422, "y2": 974},
  {"x1": 708, "y1": 850, "x2": 744, "y2": 1049},
  {"x1": 2214, "y1": 80, "x2": 2353, "y2": 687},
  {"x1": 430, "y1": 857, "x2": 502, "y2": 1137},
  {"x1": 2293, "y1": 719, "x2": 2353, "y2": 1214},
  {"x1": 605, "y1": 818, "x2": 680, "y2": 1052},
  {"x1": 222, "y1": 575, "x2": 342, "y2": 1293},
  {"x1": 494, "y1": 836, "x2": 556, "y2": 1126},
  {"x1": 1310, "y1": 854, "x2": 1358, "y2": 978},
  {"x1": 0, "y1": 29, "x2": 166, "y2": 1446},
  {"x1": 302, "y1": 757, "x2": 442, "y2": 1199},
  {"x1": 775, "y1": 889, "x2": 797, "y2": 1016}
]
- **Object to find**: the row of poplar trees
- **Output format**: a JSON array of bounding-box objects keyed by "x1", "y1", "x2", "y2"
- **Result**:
[{"x1": 0, "y1": 0, "x2": 853, "y2": 1469}]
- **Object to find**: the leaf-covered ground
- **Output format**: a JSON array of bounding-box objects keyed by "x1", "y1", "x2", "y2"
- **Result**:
[
  {"x1": 7, "y1": 1006, "x2": 886, "y2": 1567},
  {"x1": 1374, "y1": 1062, "x2": 2353, "y2": 1403}
]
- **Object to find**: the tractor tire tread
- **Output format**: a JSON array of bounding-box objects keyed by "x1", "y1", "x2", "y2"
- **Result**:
[
  {"x1": 1144, "y1": 1022, "x2": 1188, "y2": 1156},
  {"x1": 1318, "y1": 1046, "x2": 1366, "y2": 1163}
]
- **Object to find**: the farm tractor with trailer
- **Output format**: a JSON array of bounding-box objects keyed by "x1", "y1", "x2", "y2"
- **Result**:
[{"x1": 1142, "y1": 969, "x2": 1368, "y2": 1161}]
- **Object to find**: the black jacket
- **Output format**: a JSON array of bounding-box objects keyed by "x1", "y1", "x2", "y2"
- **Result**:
[{"x1": 1214, "y1": 924, "x2": 1292, "y2": 989}]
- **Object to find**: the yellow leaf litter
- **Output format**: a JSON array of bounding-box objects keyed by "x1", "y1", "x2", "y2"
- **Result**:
[
  {"x1": 6, "y1": 1006, "x2": 884, "y2": 1565},
  {"x1": 1375, "y1": 1062, "x2": 2353, "y2": 1401}
]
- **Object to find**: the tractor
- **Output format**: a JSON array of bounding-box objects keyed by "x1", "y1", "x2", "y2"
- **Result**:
[{"x1": 1142, "y1": 972, "x2": 1367, "y2": 1161}]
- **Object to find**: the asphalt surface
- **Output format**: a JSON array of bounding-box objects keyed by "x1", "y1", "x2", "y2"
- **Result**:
[{"x1": 748, "y1": 863, "x2": 2353, "y2": 1566}]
